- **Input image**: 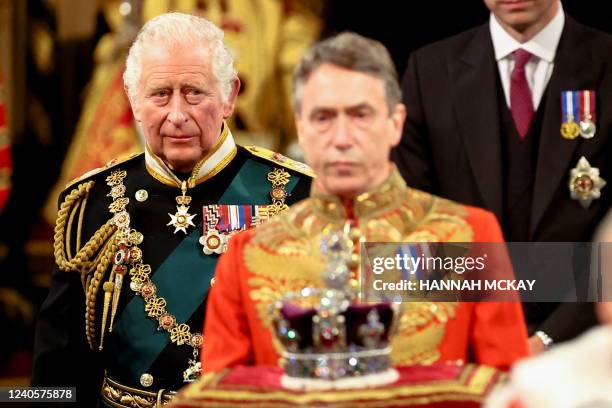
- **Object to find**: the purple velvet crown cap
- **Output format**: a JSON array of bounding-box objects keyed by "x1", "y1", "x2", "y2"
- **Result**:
[{"x1": 278, "y1": 302, "x2": 393, "y2": 349}]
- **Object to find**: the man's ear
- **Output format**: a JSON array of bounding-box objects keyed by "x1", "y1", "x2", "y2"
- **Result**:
[
  {"x1": 389, "y1": 103, "x2": 406, "y2": 147},
  {"x1": 222, "y1": 78, "x2": 241, "y2": 118}
]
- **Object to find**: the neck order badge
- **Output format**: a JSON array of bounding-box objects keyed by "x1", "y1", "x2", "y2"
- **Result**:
[{"x1": 167, "y1": 180, "x2": 197, "y2": 234}]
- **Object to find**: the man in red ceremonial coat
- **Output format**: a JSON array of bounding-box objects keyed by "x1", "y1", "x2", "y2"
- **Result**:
[{"x1": 202, "y1": 32, "x2": 529, "y2": 374}]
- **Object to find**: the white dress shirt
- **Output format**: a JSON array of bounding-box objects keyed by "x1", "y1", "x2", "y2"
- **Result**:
[{"x1": 489, "y1": 5, "x2": 565, "y2": 110}]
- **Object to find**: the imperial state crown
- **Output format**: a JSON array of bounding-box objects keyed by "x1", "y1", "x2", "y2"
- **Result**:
[{"x1": 271, "y1": 225, "x2": 401, "y2": 390}]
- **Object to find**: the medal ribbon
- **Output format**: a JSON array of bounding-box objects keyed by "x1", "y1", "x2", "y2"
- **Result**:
[
  {"x1": 252, "y1": 205, "x2": 267, "y2": 225},
  {"x1": 216, "y1": 205, "x2": 230, "y2": 231},
  {"x1": 202, "y1": 205, "x2": 219, "y2": 232},
  {"x1": 228, "y1": 205, "x2": 238, "y2": 231},
  {"x1": 561, "y1": 90, "x2": 578, "y2": 123},
  {"x1": 578, "y1": 90, "x2": 596, "y2": 122},
  {"x1": 215, "y1": 204, "x2": 258, "y2": 232},
  {"x1": 239, "y1": 205, "x2": 253, "y2": 230}
]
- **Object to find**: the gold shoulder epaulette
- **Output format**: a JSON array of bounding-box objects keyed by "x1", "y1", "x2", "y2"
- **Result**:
[
  {"x1": 64, "y1": 152, "x2": 143, "y2": 190},
  {"x1": 245, "y1": 146, "x2": 315, "y2": 178}
]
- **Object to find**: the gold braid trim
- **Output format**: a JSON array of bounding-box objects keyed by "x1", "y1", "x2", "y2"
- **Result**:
[
  {"x1": 54, "y1": 181, "x2": 93, "y2": 271},
  {"x1": 85, "y1": 237, "x2": 117, "y2": 350},
  {"x1": 76, "y1": 191, "x2": 89, "y2": 253},
  {"x1": 65, "y1": 198, "x2": 80, "y2": 260},
  {"x1": 52, "y1": 180, "x2": 120, "y2": 350},
  {"x1": 54, "y1": 181, "x2": 118, "y2": 274}
]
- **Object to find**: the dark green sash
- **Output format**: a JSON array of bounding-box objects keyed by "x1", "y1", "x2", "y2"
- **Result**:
[{"x1": 111, "y1": 159, "x2": 299, "y2": 384}]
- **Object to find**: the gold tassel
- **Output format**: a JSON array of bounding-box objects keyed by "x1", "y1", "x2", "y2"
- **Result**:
[
  {"x1": 108, "y1": 269, "x2": 126, "y2": 332},
  {"x1": 99, "y1": 275, "x2": 115, "y2": 351}
]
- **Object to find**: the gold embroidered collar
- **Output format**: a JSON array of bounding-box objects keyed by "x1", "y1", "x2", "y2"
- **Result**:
[
  {"x1": 144, "y1": 122, "x2": 237, "y2": 188},
  {"x1": 309, "y1": 168, "x2": 408, "y2": 221}
]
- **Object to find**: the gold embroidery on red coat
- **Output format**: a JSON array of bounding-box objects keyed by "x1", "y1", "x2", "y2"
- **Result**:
[{"x1": 244, "y1": 171, "x2": 472, "y2": 365}]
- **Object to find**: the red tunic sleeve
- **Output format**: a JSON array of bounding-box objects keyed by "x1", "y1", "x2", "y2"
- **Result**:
[
  {"x1": 466, "y1": 206, "x2": 530, "y2": 369},
  {"x1": 201, "y1": 230, "x2": 255, "y2": 373}
]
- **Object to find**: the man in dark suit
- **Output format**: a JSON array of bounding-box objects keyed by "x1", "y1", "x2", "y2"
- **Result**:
[{"x1": 392, "y1": 0, "x2": 610, "y2": 354}]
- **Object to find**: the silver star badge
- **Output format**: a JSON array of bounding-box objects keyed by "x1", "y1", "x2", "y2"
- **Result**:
[
  {"x1": 167, "y1": 205, "x2": 196, "y2": 234},
  {"x1": 569, "y1": 156, "x2": 606, "y2": 208}
]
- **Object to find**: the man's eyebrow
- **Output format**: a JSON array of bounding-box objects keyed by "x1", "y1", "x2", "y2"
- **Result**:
[
  {"x1": 144, "y1": 85, "x2": 170, "y2": 94},
  {"x1": 308, "y1": 107, "x2": 336, "y2": 116},
  {"x1": 345, "y1": 103, "x2": 374, "y2": 112},
  {"x1": 182, "y1": 82, "x2": 205, "y2": 89}
]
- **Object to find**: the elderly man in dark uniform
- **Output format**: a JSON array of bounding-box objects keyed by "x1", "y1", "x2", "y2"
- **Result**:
[
  {"x1": 392, "y1": 0, "x2": 610, "y2": 354},
  {"x1": 31, "y1": 12, "x2": 312, "y2": 407}
]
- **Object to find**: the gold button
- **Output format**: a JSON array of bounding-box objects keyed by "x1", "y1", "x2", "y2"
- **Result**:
[
  {"x1": 140, "y1": 373, "x2": 153, "y2": 387},
  {"x1": 135, "y1": 189, "x2": 148, "y2": 202},
  {"x1": 210, "y1": 277, "x2": 216, "y2": 286},
  {"x1": 129, "y1": 231, "x2": 144, "y2": 245}
]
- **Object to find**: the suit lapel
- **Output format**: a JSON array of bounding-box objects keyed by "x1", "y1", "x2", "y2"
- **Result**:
[
  {"x1": 449, "y1": 25, "x2": 504, "y2": 220},
  {"x1": 530, "y1": 17, "x2": 603, "y2": 235}
]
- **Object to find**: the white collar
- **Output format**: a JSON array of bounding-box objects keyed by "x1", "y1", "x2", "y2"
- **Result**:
[
  {"x1": 144, "y1": 123, "x2": 237, "y2": 188},
  {"x1": 489, "y1": 4, "x2": 565, "y2": 63}
]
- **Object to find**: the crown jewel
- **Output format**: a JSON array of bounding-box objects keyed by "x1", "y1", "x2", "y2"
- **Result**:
[{"x1": 272, "y1": 223, "x2": 400, "y2": 390}]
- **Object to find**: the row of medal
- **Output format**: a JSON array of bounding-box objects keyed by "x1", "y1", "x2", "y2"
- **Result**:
[
  {"x1": 199, "y1": 204, "x2": 269, "y2": 254},
  {"x1": 561, "y1": 90, "x2": 606, "y2": 208},
  {"x1": 561, "y1": 90, "x2": 596, "y2": 139}
]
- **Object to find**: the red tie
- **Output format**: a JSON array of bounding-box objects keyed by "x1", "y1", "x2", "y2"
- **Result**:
[{"x1": 510, "y1": 49, "x2": 534, "y2": 140}]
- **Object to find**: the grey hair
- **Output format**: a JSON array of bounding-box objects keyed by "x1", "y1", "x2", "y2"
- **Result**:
[
  {"x1": 292, "y1": 32, "x2": 401, "y2": 114},
  {"x1": 123, "y1": 12, "x2": 237, "y2": 103}
]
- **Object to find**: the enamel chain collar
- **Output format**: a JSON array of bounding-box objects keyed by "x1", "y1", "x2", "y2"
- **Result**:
[{"x1": 106, "y1": 169, "x2": 203, "y2": 383}]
